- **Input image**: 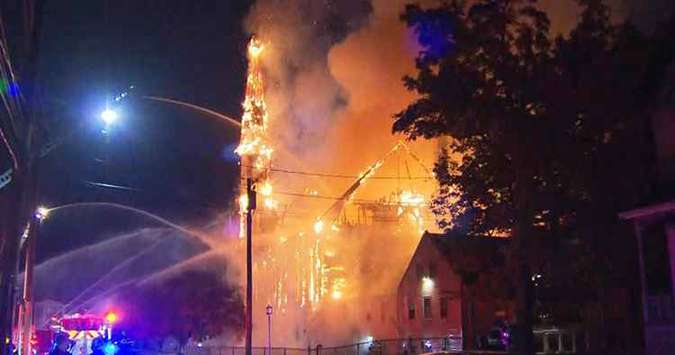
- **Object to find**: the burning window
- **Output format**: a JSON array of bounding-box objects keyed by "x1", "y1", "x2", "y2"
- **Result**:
[
  {"x1": 440, "y1": 297, "x2": 448, "y2": 319},
  {"x1": 423, "y1": 297, "x2": 432, "y2": 319},
  {"x1": 408, "y1": 302, "x2": 416, "y2": 320}
]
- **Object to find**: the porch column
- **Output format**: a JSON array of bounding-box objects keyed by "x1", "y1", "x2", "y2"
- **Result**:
[{"x1": 634, "y1": 222, "x2": 649, "y2": 323}]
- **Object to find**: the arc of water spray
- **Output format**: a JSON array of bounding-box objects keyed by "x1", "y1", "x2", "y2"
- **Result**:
[
  {"x1": 143, "y1": 96, "x2": 241, "y2": 127},
  {"x1": 42, "y1": 202, "x2": 229, "y2": 315},
  {"x1": 62, "y1": 273, "x2": 151, "y2": 315},
  {"x1": 64, "y1": 249, "x2": 218, "y2": 313},
  {"x1": 136, "y1": 248, "x2": 222, "y2": 286},
  {"x1": 45, "y1": 202, "x2": 214, "y2": 246},
  {"x1": 56, "y1": 239, "x2": 164, "y2": 320}
]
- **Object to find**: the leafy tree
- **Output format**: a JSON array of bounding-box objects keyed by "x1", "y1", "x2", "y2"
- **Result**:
[{"x1": 396, "y1": 0, "x2": 654, "y2": 353}]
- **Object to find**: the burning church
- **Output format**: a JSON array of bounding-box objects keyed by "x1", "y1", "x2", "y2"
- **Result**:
[{"x1": 229, "y1": 32, "x2": 440, "y2": 346}]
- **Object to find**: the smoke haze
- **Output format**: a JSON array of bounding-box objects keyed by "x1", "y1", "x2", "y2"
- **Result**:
[{"x1": 240, "y1": 0, "x2": 675, "y2": 347}]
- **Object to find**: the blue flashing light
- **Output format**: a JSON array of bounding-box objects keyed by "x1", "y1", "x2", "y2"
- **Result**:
[
  {"x1": 0, "y1": 80, "x2": 19, "y2": 97},
  {"x1": 103, "y1": 342, "x2": 118, "y2": 355},
  {"x1": 8, "y1": 82, "x2": 20, "y2": 97}
]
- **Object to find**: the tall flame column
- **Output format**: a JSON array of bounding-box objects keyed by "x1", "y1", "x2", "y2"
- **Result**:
[
  {"x1": 236, "y1": 36, "x2": 271, "y2": 184},
  {"x1": 236, "y1": 36, "x2": 272, "y2": 355}
]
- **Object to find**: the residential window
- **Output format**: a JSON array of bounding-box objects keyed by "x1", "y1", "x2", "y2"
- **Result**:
[
  {"x1": 408, "y1": 302, "x2": 416, "y2": 320},
  {"x1": 429, "y1": 262, "x2": 437, "y2": 278},
  {"x1": 423, "y1": 297, "x2": 432, "y2": 319},
  {"x1": 440, "y1": 297, "x2": 448, "y2": 319}
]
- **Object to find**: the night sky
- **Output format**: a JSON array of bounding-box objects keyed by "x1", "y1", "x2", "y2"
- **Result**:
[
  {"x1": 12, "y1": 0, "x2": 675, "y2": 262},
  {"x1": 34, "y1": 1, "x2": 253, "y2": 261}
]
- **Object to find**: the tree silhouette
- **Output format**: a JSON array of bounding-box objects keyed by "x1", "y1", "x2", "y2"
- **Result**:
[
  {"x1": 118, "y1": 270, "x2": 244, "y2": 345},
  {"x1": 396, "y1": 0, "x2": 656, "y2": 353}
]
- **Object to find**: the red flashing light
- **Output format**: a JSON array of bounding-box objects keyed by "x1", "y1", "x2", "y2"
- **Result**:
[{"x1": 104, "y1": 312, "x2": 118, "y2": 324}]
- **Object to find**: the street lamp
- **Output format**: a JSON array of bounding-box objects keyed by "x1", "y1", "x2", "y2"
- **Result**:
[
  {"x1": 34, "y1": 206, "x2": 49, "y2": 221},
  {"x1": 266, "y1": 304, "x2": 273, "y2": 355},
  {"x1": 17, "y1": 206, "x2": 47, "y2": 355},
  {"x1": 6, "y1": 93, "x2": 238, "y2": 355},
  {"x1": 100, "y1": 108, "x2": 118, "y2": 126}
]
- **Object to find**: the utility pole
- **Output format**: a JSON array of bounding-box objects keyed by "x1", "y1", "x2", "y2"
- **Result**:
[
  {"x1": 17, "y1": 223, "x2": 35, "y2": 355},
  {"x1": 237, "y1": 36, "x2": 269, "y2": 355},
  {"x1": 0, "y1": 2, "x2": 45, "y2": 353},
  {"x1": 17, "y1": 210, "x2": 43, "y2": 355},
  {"x1": 245, "y1": 178, "x2": 255, "y2": 355}
]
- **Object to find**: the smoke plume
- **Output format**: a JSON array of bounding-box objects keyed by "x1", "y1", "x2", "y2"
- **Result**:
[
  {"x1": 240, "y1": 0, "x2": 673, "y2": 347},
  {"x1": 243, "y1": 0, "x2": 439, "y2": 347}
]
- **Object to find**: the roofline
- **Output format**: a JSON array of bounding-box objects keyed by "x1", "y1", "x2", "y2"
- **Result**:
[
  {"x1": 619, "y1": 200, "x2": 675, "y2": 220},
  {"x1": 396, "y1": 231, "x2": 432, "y2": 292}
]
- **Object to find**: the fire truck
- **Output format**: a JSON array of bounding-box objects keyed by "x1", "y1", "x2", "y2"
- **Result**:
[
  {"x1": 60, "y1": 314, "x2": 106, "y2": 355},
  {"x1": 32, "y1": 313, "x2": 113, "y2": 355}
]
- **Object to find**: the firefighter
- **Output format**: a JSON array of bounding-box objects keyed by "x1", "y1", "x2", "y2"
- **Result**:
[
  {"x1": 49, "y1": 333, "x2": 71, "y2": 355},
  {"x1": 90, "y1": 337, "x2": 105, "y2": 355}
]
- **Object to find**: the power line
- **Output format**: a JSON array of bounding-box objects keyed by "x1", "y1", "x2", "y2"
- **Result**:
[
  {"x1": 273, "y1": 190, "x2": 430, "y2": 206},
  {"x1": 242, "y1": 165, "x2": 433, "y2": 180},
  {"x1": 274, "y1": 191, "x2": 343, "y2": 200}
]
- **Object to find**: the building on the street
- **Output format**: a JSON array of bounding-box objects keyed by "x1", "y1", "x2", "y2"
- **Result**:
[
  {"x1": 619, "y1": 57, "x2": 675, "y2": 355},
  {"x1": 620, "y1": 203, "x2": 675, "y2": 355},
  {"x1": 396, "y1": 231, "x2": 513, "y2": 349}
]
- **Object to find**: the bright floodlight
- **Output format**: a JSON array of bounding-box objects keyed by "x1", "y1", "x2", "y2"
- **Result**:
[
  {"x1": 100, "y1": 109, "x2": 118, "y2": 125},
  {"x1": 422, "y1": 277, "x2": 435, "y2": 294}
]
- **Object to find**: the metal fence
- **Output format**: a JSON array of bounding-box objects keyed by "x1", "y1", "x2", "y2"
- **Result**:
[
  {"x1": 317, "y1": 337, "x2": 465, "y2": 355},
  {"x1": 186, "y1": 348, "x2": 505, "y2": 355},
  {"x1": 187, "y1": 337, "x2": 495, "y2": 355},
  {"x1": 186, "y1": 347, "x2": 308, "y2": 355},
  {"x1": 186, "y1": 330, "x2": 581, "y2": 355}
]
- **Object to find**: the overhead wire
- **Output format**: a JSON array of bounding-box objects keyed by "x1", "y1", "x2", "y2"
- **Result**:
[
  {"x1": 269, "y1": 166, "x2": 432, "y2": 180},
  {"x1": 241, "y1": 165, "x2": 433, "y2": 180},
  {"x1": 0, "y1": 12, "x2": 25, "y2": 125},
  {"x1": 0, "y1": 12, "x2": 21, "y2": 169},
  {"x1": 242, "y1": 140, "x2": 436, "y2": 220},
  {"x1": 273, "y1": 190, "x2": 430, "y2": 206},
  {"x1": 0, "y1": 124, "x2": 17, "y2": 170}
]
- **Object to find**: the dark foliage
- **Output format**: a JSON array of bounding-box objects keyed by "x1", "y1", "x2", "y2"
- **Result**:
[
  {"x1": 116, "y1": 270, "x2": 244, "y2": 343},
  {"x1": 396, "y1": 0, "x2": 665, "y2": 351}
]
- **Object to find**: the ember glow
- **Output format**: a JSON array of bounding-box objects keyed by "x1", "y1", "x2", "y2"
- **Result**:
[
  {"x1": 236, "y1": 36, "x2": 274, "y2": 238},
  {"x1": 236, "y1": 36, "x2": 273, "y2": 179}
]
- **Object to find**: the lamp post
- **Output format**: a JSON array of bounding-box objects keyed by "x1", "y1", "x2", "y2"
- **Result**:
[
  {"x1": 265, "y1": 305, "x2": 272, "y2": 355},
  {"x1": 100, "y1": 109, "x2": 118, "y2": 126},
  {"x1": 17, "y1": 207, "x2": 47, "y2": 355},
  {"x1": 7, "y1": 94, "x2": 238, "y2": 355}
]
